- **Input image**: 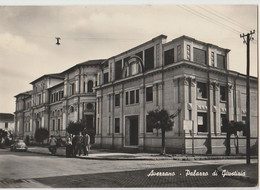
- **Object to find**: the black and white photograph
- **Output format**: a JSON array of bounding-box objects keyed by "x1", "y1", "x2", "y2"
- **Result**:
[{"x1": 0, "y1": 1, "x2": 258, "y2": 188}]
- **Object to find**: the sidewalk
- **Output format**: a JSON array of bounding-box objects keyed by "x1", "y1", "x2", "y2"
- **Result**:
[
  {"x1": 27, "y1": 146, "x2": 258, "y2": 161},
  {"x1": 27, "y1": 146, "x2": 173, "y2": 160}
]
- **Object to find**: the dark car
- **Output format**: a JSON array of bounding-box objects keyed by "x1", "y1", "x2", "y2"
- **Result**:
[{"x1": 10, "y1": 140, "x2": 28, "y2": 152}]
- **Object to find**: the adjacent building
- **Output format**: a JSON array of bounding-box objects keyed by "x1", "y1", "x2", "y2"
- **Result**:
[
  {"x1": 0, "y1": 113, "x2": 14, "y2": 132},
  {"x1": 14, "y1": 34, "x2": 258, "y2": 155}
]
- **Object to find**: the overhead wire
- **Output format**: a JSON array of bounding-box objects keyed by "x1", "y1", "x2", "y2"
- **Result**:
[{"x1": 177, "y1": 5, "x2": 242, "y2": 35}]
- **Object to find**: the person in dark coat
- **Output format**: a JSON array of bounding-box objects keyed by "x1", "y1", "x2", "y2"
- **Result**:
[
  {"x1": 66, "y1": 134, "x2": 73, "y2": 158},
  {"x1": 72, "y1": 135, "x2": 77, "y2": 157},
  {"x1": 75, "y1": 133, "x2": 83, "y2": 156}
]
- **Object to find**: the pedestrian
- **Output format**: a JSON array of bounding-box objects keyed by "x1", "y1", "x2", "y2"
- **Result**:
[
  {"x1": 82, "y1": 133, "x2": 90, "y2": 156},
  {"x1": 72, "y1": 135, "x2": 77, "y2": 157},
  {"x1": 66, "y1": 134, "x2": 73, "y2": 158},
  {"x1": 49, "y1": 135, "x2": 57, "y2": 155},
  {"x1": 75, "y1": 133, "x2": 83, "y2": 156}
]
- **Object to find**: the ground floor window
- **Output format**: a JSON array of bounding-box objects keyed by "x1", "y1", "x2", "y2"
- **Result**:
[
  {"x1": 115, "y1": 118, "x2": 120, "y2": 133},
  {"x1": 220, "y1": 114, "x2": 228, "y2": 133},
  {"x1": 146, "y1": 115, "x2": 153, "y2": 133},
  {"x1": 197, "y1": 112, "x2": 207, "y2": 132}
]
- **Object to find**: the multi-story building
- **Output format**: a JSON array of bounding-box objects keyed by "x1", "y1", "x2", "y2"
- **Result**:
[
  {"x1": 95, "y1": 35, "x2": 258, "y2": 154},
  {"x1": 14, "y1": 60, "x2": 104, "y2": 141},
  {"x1": 14, "y1": 34, "x2": 257, "y2": 155}
]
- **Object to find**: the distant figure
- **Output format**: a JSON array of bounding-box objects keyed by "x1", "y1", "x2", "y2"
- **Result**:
[
  {"x1": 72, "y1": 135, "x2": 77, "y2": 157},
  {"x1": 75, "y1": 133, "x2": 83, "y2": 156},
  {"x1": 66, "y1": 134, "x2": 73, "y2": 158},
  {"x1": 49, "y1": 135, "x2": 57, "y2": 155},
  {"x1": 82, "y1": 133, "x2": 90, "y2": 156}
]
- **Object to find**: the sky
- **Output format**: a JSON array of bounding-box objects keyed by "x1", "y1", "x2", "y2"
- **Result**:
[{"x1": 0, "y1": 4, "x2": 258, "y2": 113}]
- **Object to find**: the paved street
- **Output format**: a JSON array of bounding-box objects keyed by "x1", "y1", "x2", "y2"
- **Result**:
[{"x1": 0, "y1": 149, "x2": 257, "y2": 188}]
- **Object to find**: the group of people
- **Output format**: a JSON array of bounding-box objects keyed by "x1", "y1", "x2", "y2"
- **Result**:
[
  {"x1": 66, "y1": 132, "x2": 90, "y2": 158},
  {"x1": 48, "y1": 132, "x2": 91, "y2": 157}
]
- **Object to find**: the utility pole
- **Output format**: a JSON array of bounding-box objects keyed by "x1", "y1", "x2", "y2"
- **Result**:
[{"x1": 240, "y1": 30, "x2": 255, "y2": 165}]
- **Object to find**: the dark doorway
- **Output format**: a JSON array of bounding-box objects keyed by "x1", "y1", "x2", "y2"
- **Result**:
[{"x1": 129, "y1": 117, "x2": 138, "y2": 146}]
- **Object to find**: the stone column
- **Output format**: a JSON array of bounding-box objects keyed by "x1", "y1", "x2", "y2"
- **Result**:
[
  {"x1": 153, "y1": 83, "x2": 158, "y2": 107},
  {"x1": 228, "y1": 83, "x2": 234, "y2": 121},
  {"x1": 190, "y1": 77, "x2": 197, "y2": 133},
  {"x1": 62, "y1": 106, "x2": 67, "y2": 131},
  {"x1": 119, "y1": 90, "x2": 124, "y2": 146},
  {"x1": 73, "y1": 103, "x2": 78, "y2": 122},
  {"x1": 209, "y1": 81, "x2": 214, "y2": 135}
]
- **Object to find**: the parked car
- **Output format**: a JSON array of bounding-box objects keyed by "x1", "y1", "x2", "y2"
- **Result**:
[{"x1": 10, "y1": 140, "x2": 28, "y2": 152}]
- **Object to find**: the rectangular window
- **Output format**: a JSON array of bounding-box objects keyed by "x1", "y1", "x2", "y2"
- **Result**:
[
  {"x1": 115, "y1": 94, "x2": 120, "y2": 107},
  {"x1": 197, "y1": 112, "x2": 208, "y2": 132},
  {"x1": 197, "y1": 82, "x2": 207, "y2": 99},
  {"x1": 217, "y1": 54, "x2": 226, "y2": 69},
  {"x1": 71, "y1": 83, "x2": 75, "y2": 95},
  {"x1": 146, "y1": 115, "x2": 153, "y2": 133},
  {"x1": 221, "y1": 114, "x2": 228, "y2": 133},
  {"x1": 5, "y1": 122, "x2": 8, "y2": 129},
  {"x1": 57, "y1": 119, "x2": 61, "y2": 131},
  {"x1": 103, "y1": 72, "x2": 109, "y2": 84},
  {"x1": 164, "y1": 48, "x2": 174, "y2": 65},
  {"x1": 125, "y1": 92, "x2": 129, "y2": 105},
  {"x1": 177, "y1": 45, "x2": 181, "y2": 61},
  {"x1": 136, "y1": 89, "x2": 139, "y2": 103},
  {"x1": 115, "y1": 60, "x2": 122, "y2": 80},
  {"x1": 52, "y1": 119, "x2": 55, "y2": 131},
  {"x1": 115, "y1": 118, "x2": 120, "y2": 133},
  {"x1": 130, "y1": 90, "x2": 135, "y2": 104},
  {"x1": 193, "y1": 48, "x2": 206, "y2": 65},
  {"x1": 146, "y1": 86, "x2": 153, "y2": 102},
  {"x1": 220, "y1": 86, "x2": 227, "y2": 101},
  {"x1": 144, "y1": 47, "x2": 154, "y2": 71},
  {"x1": 187, "y1": 45, "x2": 190, "y2": 60}
]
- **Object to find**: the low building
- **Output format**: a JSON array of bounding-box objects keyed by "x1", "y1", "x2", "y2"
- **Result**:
[{"x1": 0, "y1": 113, "x2": 14, "y2": 133}]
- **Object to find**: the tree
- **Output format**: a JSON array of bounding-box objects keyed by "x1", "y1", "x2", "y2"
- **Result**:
[
  {"x1": 222, "y1": 120, "x2": 246, "y2": 155},
  {"x1": 147, "y1": 109, "x2": 181, "y2": 155},
  {"x1": 66, "y1": 120, "x2": 85, "y2": 135},
  {"x1": 0, "y1": 129, "x2": 8, "y2": 144},
  {"x1": 34, "y1": 128, "x2": 49, "y2": 144}
]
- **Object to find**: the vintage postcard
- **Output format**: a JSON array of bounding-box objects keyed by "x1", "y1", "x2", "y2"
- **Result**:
[{"x1": 0, "y1": 2, "x2": 258, "y2": 188}]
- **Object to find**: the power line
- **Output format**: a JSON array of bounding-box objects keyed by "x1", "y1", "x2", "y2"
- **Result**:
[
  {"x1": 203, "y1": 5, "x2": 252, "y2": 32},
  {"x1": 177, "y1": 5, "x2": 242, "y2": 35}
]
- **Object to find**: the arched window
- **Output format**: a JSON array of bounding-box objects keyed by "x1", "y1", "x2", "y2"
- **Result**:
[{"x1": 87, "y1": 80, "x2": 94, "y2": 92}]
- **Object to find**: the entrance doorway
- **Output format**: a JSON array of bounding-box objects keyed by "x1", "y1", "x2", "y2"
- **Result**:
[{"x1": 125, "y1": 116, "x2": 138, "y2": 146}]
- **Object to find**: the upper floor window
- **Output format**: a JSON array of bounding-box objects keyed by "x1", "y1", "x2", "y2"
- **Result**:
[
  {"x1": 115, "y1": 93, "x2": 120, "y2": 107},
  {"x1": 5, "y1": 122, "x2": 8, "y2": 129},
  {"x1": 193, "y1": 48, "x2": 206, "y2": 65},
  {"x1": 87, "y1": 80, "x2": 94, "y2": 92},
  {"x1": 103, "y1": 72, "x2": 109, "y2": 84},
  {"x1": 144, "y1": 47, "x2": 154, "y2": 71},
  {"x1": 136, "y1": 89, "x2": 139, "y2": 103},
  {"x1": 115, "y1": 60, "x2": 122, "y2": 80},
  {"x1": 37, "y1": 94, "x2": 42, "y2": 105},
  {"x1": 217, "y1": 54, "x2": 226, "y2": 69},
  {"x1": 125, "y1": 92, "x2": 129, "y2": 105},
  {"x1": 164, "y1": 48, "x2": 174, "y2": 66},
  {"x1": 220, "y1": 86, "x2": 227, "y2": 101},
  {"x1": 197, "y1": 82, "x2": 207, "y2": 99},
  {"x1": 70, "y1": 83, "x2": 75, "y2": 95},
  {"x1": 146, "y1": 86, "x2": 153, "y2": 102},
  {"x1": 130, "y1": 90, "x2": 135, "y2": 104}
]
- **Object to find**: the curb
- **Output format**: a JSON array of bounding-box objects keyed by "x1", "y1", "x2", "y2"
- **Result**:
[{"x1": 217, "y1": 164, "x2": 257, "y2": 184}]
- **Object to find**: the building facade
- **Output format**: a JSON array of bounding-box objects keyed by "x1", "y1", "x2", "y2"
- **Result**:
[
  {"x1": 95, "y1": 35, "x2": 258, "y2": 154},
  {"x1": 14, "y1": 60, "x2": 103, "y2": 142},
  {"x1": 14, "y1": 34, "x2": 258, "y2": 155}
]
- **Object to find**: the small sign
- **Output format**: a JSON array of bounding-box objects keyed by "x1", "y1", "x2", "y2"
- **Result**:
[
  {"x1": 183, "y1": 120, "x2": 193, "y2": 131},
  {"x1": 198, "y1": 116, "x2": 203, "y2": 125}
]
